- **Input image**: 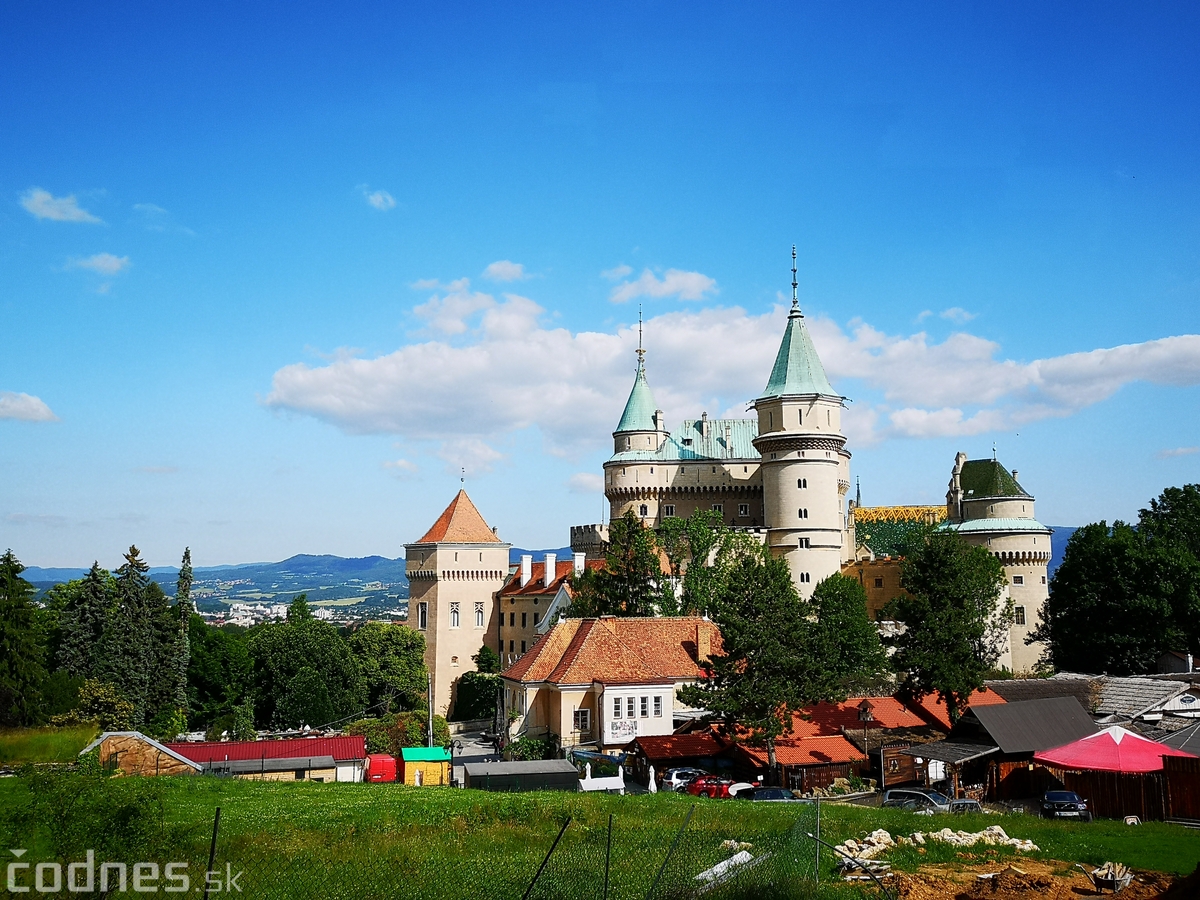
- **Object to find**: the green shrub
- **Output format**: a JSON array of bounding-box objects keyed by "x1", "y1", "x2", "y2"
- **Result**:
[{"x1": 450, "y1": 671, "x2": 499, "y2": 721}]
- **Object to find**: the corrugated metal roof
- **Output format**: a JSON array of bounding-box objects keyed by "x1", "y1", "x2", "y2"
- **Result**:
[
  {"x1": 901, "y1": 741, "x2": 999, "y2": 765},
  {"x1": 166, "y1": 735, "x2": 367, "y2": 764},
  {"x1": 966, "y1": 697, "x2": 1097, "y2": 754},
  {"x1": 1160, "y1": 721, "x2": 1200, "y2": 755},
  {"x1": 463, "y1": 759, "x2": 579, "y2": 776}
]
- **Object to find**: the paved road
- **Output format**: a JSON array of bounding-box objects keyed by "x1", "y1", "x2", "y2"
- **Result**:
[{"x1": 450, "y1": 728, "x2": 502, "y2": 786}]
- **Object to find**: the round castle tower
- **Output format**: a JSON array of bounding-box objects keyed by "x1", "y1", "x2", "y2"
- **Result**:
[{"x1": 752, "y1": 248, "x2": 851, "y2": 598}]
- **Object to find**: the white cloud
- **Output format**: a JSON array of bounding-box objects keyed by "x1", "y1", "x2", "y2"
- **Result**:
[
  {"x1": 363, "y1": 188, "x2": 396, "y2": 211},
  {"x1": 266, "y1": 281, "x2": 1200, "y2": 458},
  {"x1": 569, "y1": 472, "x2": 605, "y2": 494},
  {"x1": 609, "y1": 268, "x2": 718, "y2": 304},
  {"x1": 410, "y1": 278, "x2": 442, "y2": 290},
  {"x1": 0, "y1": 391, "x2": 58, "y2": 422},
  {"x1": 482, "y1": 260, "x2": 527, "y2": 282},
  {"x1": 383, "y1": 458, "x2": 419, "y2": 476},
  {"x1": 20, "y1": 188, "x2": 102, "y2": 223},
  {"x1": 436, "y1": 438, "x2": 504, "y2": 476},
  {"x1": 69, "y1": 253, "x2": 130, "y2": 276},
  {"x1": 602, "y1": 264, "x2": 633, "y2": 281},
  {"x1": 940, "y1": 307, "x2": 977, "y2": 324},
  {"x1": 1158, "y1": 446, "x2": 1199, "y2": 459}
]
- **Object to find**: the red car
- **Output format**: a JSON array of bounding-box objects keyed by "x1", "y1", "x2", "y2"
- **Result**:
[{"x1": 685, "y1": 775, "x2": 736, "y2": 799}]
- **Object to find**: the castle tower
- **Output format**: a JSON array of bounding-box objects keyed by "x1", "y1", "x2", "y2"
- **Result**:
[
  {"x1": 405, "y1": 490, "x2": 510, "y2": 716},
  {"x1": 612, "y1": 319, "x2": 669, "y2": 457},
  {"x1": 752, "y1": 247, "x2": 851, "y2": 598},
  {"x1": 945, "y1": 452, "x2": 1051, "y2": 673}
]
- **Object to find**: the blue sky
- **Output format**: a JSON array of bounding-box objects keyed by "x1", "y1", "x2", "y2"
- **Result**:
[{"x1": 3, "y1": 2, "x2": 1198, "y2": 567}]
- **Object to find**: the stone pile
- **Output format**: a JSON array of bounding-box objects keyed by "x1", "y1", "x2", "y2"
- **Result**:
[{"x1": 833, "y1": 825, "x2": 1039, "y2": 866}]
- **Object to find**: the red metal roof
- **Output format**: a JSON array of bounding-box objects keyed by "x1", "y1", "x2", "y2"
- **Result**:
[{"x1": 166, "y1": 735, "x2": 367, "y2": 764}]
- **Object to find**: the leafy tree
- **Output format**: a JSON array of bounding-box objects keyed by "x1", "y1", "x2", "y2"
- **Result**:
[
  {"x1": 287, "y1": 594, "x2": 313, "y2": 621},
  {"x1": 811, "y1": 573, "x2": 890, "y2": 692},
  {"x1": 96, "y1": 546, "x2": 153, "y2": 725},
  {"x1": 678, "y1": 540, "x2": 842, "y2": 779},
  {"x1": 40, "y1": 670, "x2": 83, "y2": 718},
  {"x1": 56, "y1": 564, "x2": 113, "y2": 680},
  {"x1": 348, "y1": 622, "x2": 426, "y2": 713},
  {"x1": 229, "y1": 697, "x2": 257, "y2": 741},
  {"x1": 1030, "y1": 521, "x2": 1200, "y2": 675},
  {"x1": 1139, "y1": 484, "x2": 1200, "y2": 559},
  {"x1": 276, "y1": 666, "x2": 334, "y2": 728},
  {"x1": 568, "y1": 510, "x2": 665, "y2": 616},
  {"x1": 0, "y1": 549, "x2": 47, "y2": 726},
  {"x1": 886, "y1": 529, "x2": 1009, "y2": 724},
  {"x1": 247, "y1": 596, "x2": 364, "y2": 727},
  {"x1": 655, "y1": 509, "x2": 731, "y2": 616},
  {"x1": 451, "y1": 670, "x2": 500, "y2": 721},
  {"x1": 473, "y1": 643, "x2": 502, "y2": 674},
  {"x1": 54, "y1": 679, "x2": 135, "y2": 731},
  {"x1": 186, "y1": 616, "x2": 253, "y2": 729}
]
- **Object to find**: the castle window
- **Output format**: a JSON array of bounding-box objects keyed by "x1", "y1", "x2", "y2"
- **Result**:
[
  {"x1": 798, "y1": 478, "x2": 807, "y2": 489},
  {"x1": 682, "y1": 439, "x2": 692, "y2": 446},
  {"x1": 738, "y1": 504, "x2": 749, "y2": 517},
  {"x1": 509, "y1": 640, "x2": 515, "y2": 652},
  {"x1": 451, "y1": 655, "x2": 459, "y2": 666},
  {"x1": 510, "y1": 612, "x2": 515, "y2": 627},
  {"x1": 827, "y1": 410, "x2": 831, "y2": 426},
  {"x1": 874, "y1": 577, "x2": 884, "y2": 588},
  {"x1": 521, "y1": 640, "x2": 527, "y2": 653},
  {"x1": 1012, "y1": 575, "x2": 1024, "y2": 585},
  {"x1": 625, "y1": 437, "x2": 631, "y2": 450},
  {"x1": 640, "y1": 696, "x2": 649, "y2": 717},
  {"x1": 663, "y1": 504, "x2": 675, "y2": 517},
  {"x1": 627, "y1": 697, "x2": 636, "y2": 717},
  {"x1": 613, "y1": 697, "x2": 622, "y2": 718},
  {"x1": 639, "y1": 504, "x2": 648, "y2": 517},
  {"x1": 418, "y1": 602, "x2": 428, "y2": 630},
  {"x1": 522, "y1": 612, "x2": 528, "y2": 628},
  {"x1": 799, "y1": 572, "x2": 811, "y2": 583},
  {"x1": 712, "y1": 504, "x2": 723, "y2": 514},
  {"x1": 574, "y1": 709, "x2": 591, "y2": 734},
  {"x1": 797, "y1": 410, "x2": 802, "y2": 424},
  {"x1": 1014, "y1": 606, "x2": 1026, "y2": 626},
  {"x1": 712, "y1": 466, "x2": 717, "y2": 473},
  {"x1": 799, "y1": 508, "x2": 808, "y2": 519},
  {"x1": 533, "y1": 611, "x2": 540, "y2": 625},
  {"x1": 769, "y1": 412, "x2": 773, "y2": 429},
  {"x1": 743, "y1": 466, "x2": 747, "y2": 473},
  {"x1": 654, "y1": 696, "x2": 663, "y2": 717},
  {"x1": 799, "y1": 538, "x2": 810, "y2": 548},
  {"x1": 650, "y1": 467, "x2": 654, "y2": 474},
  {"x1": 1041, "y1": 576, "x2": 1047, "y2": 585},
  {"x1": 450, "y1": 602, "x2": 460, "y2": 628},
  {"x1": 475, "y1": 602, "x2": 484, "y2": 628}
]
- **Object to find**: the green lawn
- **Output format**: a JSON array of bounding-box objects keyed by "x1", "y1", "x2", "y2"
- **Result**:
[
  {"x1": 0, "y1": 725, "x2": 97, "y2": 764},
  {"x1": 0, "y1": 775, "x2": 1196, "y2": 899}
]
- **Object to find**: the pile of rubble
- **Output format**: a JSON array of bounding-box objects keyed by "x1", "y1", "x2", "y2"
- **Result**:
[{"x1": 835, "y1": 825, "x2": 1039, "y2": 865}]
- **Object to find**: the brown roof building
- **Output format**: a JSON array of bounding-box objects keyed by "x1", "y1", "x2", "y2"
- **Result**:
[{"x1": 501, "y1": 616, "x2": 720, "y2": 751}]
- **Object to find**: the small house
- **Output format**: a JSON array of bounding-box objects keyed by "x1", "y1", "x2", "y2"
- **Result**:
[
  {"x1": 165, "y1": 735, "x2": 368, "y2": 782},
  {"x1": 80, "y1": 732, "x2": 201, "y2": 777},
  {"x1": 400, "y1": 746, "x2": 451, "y2": 786}
]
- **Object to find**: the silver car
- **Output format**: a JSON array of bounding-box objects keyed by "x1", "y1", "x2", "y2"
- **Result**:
[{"x1": 881, "y1": 788, "x2": 952, "y2": 812}]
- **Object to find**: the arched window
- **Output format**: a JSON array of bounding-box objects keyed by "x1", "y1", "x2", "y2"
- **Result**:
[
  {"x1": 474, "y1": 602, "x2": 484, "y2": 628},
  {"x1": 639, "y1": 504, "x2": 648, "y2": 517},
  {"x1": 799, "y1": 508, "x2": 808, "y2": 519},
  {"x1": 450, "y1": 602, "x2": 460, "y2": 628},
  {"x1": 797, "y1": 478, "x2": 807, "y2": 489}
]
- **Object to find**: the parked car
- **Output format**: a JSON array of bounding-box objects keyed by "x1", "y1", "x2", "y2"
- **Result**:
[
  {"x1": 686, "y1": 775, "x2": 736, "y2": 798},
  {"x1": 881, "y1": 788, "x2": 952, "y2": 813},
  {"x1": 1041, "y1": 790, "x2": 1092, "y2": 822},
  {"x1": 949, "y1": 799, "x2": 983, "y2": 814},
  {"x1": 735, "y1": 787, "x2": 803, "y2": 802},
  {"x1": 662, "y1": 767, "x2": 709, "y2": 791}
]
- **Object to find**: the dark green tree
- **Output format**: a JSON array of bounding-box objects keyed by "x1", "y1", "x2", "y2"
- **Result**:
[
  {"x1": 287, "y1": 594, "x2": 313, "y2": 621},
  {"x1": 276, "y1": 666, "x2": 335, "y2": 728},
  {"x1": 567, "y1": 510, "x2": 664, "y2": 616},
  {"x1": 96, "y1": 546, "x2": 153, "y2": 725},
  {"x1": 656, "y1": 509, "x2": 728, "y2": 616},
  {"x1": 347, "y1": 622, "x2": 426, "y2": 713},
  {"x1": 143, "y1": 580, "x2": 178, "y2": 724},
  {"x1": 886, "y1": 529, "x2": 1009, "y2": 724},
  {"x1": 678, "y1": 540, "x2": 842, "y2": 779},
  {"x1": 1029, "y1": 521, "x2": 1199, "y2": 675},
  {"x1": 1139, "y1": 484, "x2": 1200, "y2": 559},
  {"x1": 0, "y1": 549, "x2": 47, "y2": 726},
  {"x1": 56, "y1": 564, "x2": 113, "y2": 680},
  {"x1": 812, "y1": 573, "x2": 890, "y2": 692},
  {"x1": 186, "y1": 616, "x2": 253, "y2": 729},
  {"x1": 173, "y1": 548, "x2": 194, "y2": 709},
  {"x1": 472, "y1": 643, "x2": 502, "y2": 674}
]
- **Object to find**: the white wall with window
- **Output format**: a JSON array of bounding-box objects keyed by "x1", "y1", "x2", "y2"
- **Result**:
[{"x1": 599, "y1": 685, "x2": 675, "y2": 747}]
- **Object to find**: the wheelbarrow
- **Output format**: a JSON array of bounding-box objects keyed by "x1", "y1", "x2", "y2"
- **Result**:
[{"x1": 1075, "y1": 862, "x2": 1134, "y2": 894}]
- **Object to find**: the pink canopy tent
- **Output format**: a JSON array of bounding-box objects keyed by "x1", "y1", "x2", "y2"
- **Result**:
[{"x1": 1034, "y1": 725, "x2": 1197, "y2": 774}]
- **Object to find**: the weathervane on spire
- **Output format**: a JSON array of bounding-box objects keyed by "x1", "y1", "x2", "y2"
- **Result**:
[
  {"x1": 790, "y1": 244, "x2": 802, "y2": 317},
  {"x1": 461, "y1": 466, "x2": 465, "y2": 486},
  {"x1": 636, "y1": 302, "x2": 646, "y2": 372}
]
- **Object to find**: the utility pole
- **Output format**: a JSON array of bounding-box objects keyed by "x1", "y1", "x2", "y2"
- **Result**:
[{"x1": 427, "y1": 672, "x2": 434, "y2": 747}]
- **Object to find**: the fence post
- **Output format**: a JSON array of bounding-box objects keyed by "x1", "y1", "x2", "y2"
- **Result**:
[
  {"x1": 814, "y1": 797, "x2": 820, "y2": 884},
  {"x1": 202, "y1": 807, "x2": 221, "y2": 900},
  {"x1": 645, "y1": 804, "x2": 694, "y2": 900},
  {"x1": 521, "y1": 817, "x2": 572, "y2": 900},
  {"x1": 603, "y1": 813, "x2": 613, "y2": 900}
]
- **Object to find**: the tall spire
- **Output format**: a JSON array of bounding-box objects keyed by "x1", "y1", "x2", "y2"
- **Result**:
[
  {"x1": 636, "y1": 302, "x2": 645, "y2": 372},
  {"x1": 791, "y1": 244, "x2": 800, "y2": 316}
]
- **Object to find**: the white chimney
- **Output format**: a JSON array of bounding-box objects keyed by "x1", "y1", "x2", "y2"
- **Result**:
[
  {"x1": 573, "y1": 552, "x2": 585, "y2": 575},
  {"x1": 520, "y1": 554, "x2": 532, "y2": 587},
  {"x1": 543, "y1": 553, "x2": 556, "y2": 588}
]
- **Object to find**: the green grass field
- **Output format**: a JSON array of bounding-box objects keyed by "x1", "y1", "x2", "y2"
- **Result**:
[
  {"x1": 1, "y1": 775, "x2": 1196, "y2": 899},
  {"x1": 0, "y1": 725, "x2": 97, "y2": 764}
]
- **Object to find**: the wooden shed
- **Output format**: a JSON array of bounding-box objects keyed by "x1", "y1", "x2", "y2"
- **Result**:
[
  {"x1": 80, "y1": 732, "x2": 202, "y2": 777},
  {"x1": 463, "y1": 759, "x2": 580, "y2": 792},
  {"x1": 400, "y1": 746, "x2": 451, "y2": 786}
]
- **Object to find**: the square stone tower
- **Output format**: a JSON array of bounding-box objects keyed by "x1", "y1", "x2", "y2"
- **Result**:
[{"x1": 405, "y1": 490, "x2": 510, "y2": 716}]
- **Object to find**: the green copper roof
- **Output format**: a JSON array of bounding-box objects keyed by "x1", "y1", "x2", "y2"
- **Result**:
[
  {"x1": 959, "y1": 459, "x2": 1029, "y2": 499},
  {"x1": 609, "y1": 417, "x2": 759, "y2": 462},
  {"x1": 615, "y1": 366, "x2": 659, "y2": 433},
  {"x1": 944, "y1": 518, "x2": 1051, "y2": 535},
  {"x1": 759, "y1": 307, "x2": 838, "y2": 399}
]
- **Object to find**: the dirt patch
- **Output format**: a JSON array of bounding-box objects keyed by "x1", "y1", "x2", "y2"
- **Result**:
[{"x1": 888, "y1": 859, "x2": 1180, "y2": 900}]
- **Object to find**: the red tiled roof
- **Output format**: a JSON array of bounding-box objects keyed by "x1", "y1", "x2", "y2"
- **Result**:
[
  {"x1": 166, "y1": 736, "x2": 367, "y2": 764},
  {"x1": 413, "y1": 490, "x2": 500, "y2": 544},
  {"x1": 909, "y1": 688, "x2": 1007, "y2": 730},
  {"x1": 627, "y1": 733, "x2": 727, "y2": 760},
  {"x1": 499, "y1": 559, "x2": 604, "y2": 597},
  {"x1": 801, "y1": 697, "x2": 930, "y2": 735},
  {"x1": 502, "y1": 616, "x2": 722, "y2": 687},
  {"x1": 737, "y1": 735, "x2": 862, "y2": 767}
]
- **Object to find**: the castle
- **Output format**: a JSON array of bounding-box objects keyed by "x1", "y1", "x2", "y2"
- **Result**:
[{"x1": 409, "y1": 251, "x2": 1052, "y2": 715}]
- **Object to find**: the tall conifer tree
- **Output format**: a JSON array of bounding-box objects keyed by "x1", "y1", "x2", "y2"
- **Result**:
[
  {"x1": 57, "y1": 563, "x2": 113, "y2": 680},
  {"x1": 174, "y1": 548, "x2": 194, "y2": 709},
  {"x1": 97, "y1": 546, "x2": 152, "y2": 725},
  {"x1": 0, "y1": 549, "x2": 46, "y2": 726}
]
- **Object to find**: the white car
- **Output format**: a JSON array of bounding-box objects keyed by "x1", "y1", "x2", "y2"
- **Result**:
[{"x1": 662, "y1": 767, "x2": 708, "y2": 791}]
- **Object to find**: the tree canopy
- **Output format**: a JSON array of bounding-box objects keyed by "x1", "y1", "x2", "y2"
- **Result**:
[
  {"x1": 567, "y1": 510, "x2": 667, "y2": 616},
  {"x1": 811, "y1": 573, "x2": 891, "y2": 693},
  {"x1": 886, "y1": 529, "x2": 1009, "y2": 724},
  {"x1": 0, "y1": 549, "x2": 47, "y2": 727}
]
